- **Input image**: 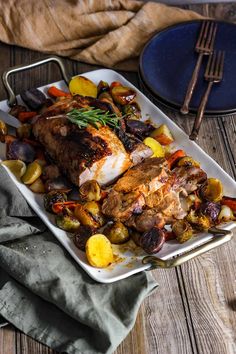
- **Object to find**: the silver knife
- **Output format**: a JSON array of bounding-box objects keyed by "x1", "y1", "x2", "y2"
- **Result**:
[{"x1": 0, "y1": 108, "x2": 21, "y2": 128}]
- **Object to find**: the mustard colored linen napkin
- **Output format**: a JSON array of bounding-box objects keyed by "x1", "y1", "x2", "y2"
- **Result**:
[{"x1": 0, "y1": 0, "x2": 202, "y2": 71}]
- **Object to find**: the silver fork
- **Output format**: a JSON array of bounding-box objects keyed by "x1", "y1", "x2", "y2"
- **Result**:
[
  {"x1": 181, "y1": 21, "x2": 218, "y2": 115},
  {"x1": 189, "y1": 50, "x2": 225, "y2": 141}
]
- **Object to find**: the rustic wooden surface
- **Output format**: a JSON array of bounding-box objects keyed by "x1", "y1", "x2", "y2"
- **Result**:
[{"x1": 0, "y1": 2, "x2": 236, "y2": 354}]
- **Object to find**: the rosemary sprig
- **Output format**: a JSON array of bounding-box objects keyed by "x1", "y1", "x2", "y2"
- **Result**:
[{"x1": 66, "y1": 108, "x2": 121, "y2": 129}]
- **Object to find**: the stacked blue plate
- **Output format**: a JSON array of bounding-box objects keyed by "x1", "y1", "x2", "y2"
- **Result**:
[{"x1": 139, "y1": 20, "x2": 236, "y2": 115}]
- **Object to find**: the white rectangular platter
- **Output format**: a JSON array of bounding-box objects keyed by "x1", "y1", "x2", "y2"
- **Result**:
[{"x1": 0, "y1": 68, "x2": 235, "y2": 283}]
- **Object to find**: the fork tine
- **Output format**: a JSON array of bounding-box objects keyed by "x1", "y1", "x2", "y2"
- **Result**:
[
  {"x1": 196, "y1": 21, "x2": 208, "y2": 48},
  {"x1": 203, "y1": 21, "x2": 212, "y2": 49},
  {"x1": 209, "y1": 23, "x2": 218, "y2": 51},
  {"x1": 205, "y1": 52, "x2": 214, "y2": 76},
  {"x1": 219, "y1": 51, "x2": 225, "y2": 79},
  {"x1": 209, "y1": 51, "x2": 217, "y2": 76}
]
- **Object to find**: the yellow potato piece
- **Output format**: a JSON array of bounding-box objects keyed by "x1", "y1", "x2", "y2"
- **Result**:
[
  {"x1": 150, "y1": 124, "x2": 174, "y2": 145},
  {"x1": 22, "y1": 161, "x2": 42, "y2": 185},
  {"x1": 143, "y1": 137, "x2": 165, "y2": 158},
  {"x1": 86, "y1": 234, "x2": 114, "y2": 268},
  {"x1": 1, "y1": 159, "x2": 26, "y2": 178},
  {"x1": 29, "y1": 177, "x2": 45, "y2": 193},
  {"x1": 69, "y1": 76, "x2": 97, "y2": 98}
]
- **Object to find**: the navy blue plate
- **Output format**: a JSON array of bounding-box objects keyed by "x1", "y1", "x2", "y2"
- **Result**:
[{"x1": 139, "y1": 20, "x2": 236, "y2": 115}]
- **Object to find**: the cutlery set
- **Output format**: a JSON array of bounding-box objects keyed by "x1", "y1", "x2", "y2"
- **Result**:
[{"x1": 181, "y1": 21, "x2": 225, "y2": 140}]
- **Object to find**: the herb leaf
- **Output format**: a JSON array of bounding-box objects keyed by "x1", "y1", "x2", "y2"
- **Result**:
[{"x1": 66, "y1": 108, "x2": 121, "y2": 129}]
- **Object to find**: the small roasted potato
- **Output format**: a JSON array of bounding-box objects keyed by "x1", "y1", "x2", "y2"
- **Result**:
[
  {"x1": 200, "y1": 178, "x2": 223, "y2": 202},
  {"x1": 20, "y1": 88, "x2": 47, "y2": 111},
  {"x1": 0, "y1": 120, "x2": 8, "y2": 142},
  {"x1": 84, "y1": 201, "x2": 105, "y2": 226},
  {"x1": 79, "y1": 180, "x2": 101, "y2": 202},
  {"x1": 44, "y1": 176, "x2": 72, "y2": 193},
  {"x1": 111, "y1": 86, "x2": 136, "y2": 105},
  {"x1": 172, "y1": 220, "x2": 193, "y2": 243},
  {"x1": 7, "y1": 140, "x2": 36, "y2": 163},
  {"x1": 56, "y1": 214, "x2": 81, "y2": 232},
  {"x1": 29, "y1": 177, "x2": 45, "y2": 193},
  {"x1": 176, "y1": 156, "x2": 200, "y2": 168},
  {"x1": 44, "y1": 191, "x2": 67, "y2": 213},
  {"x1": 104, "y1": 221, "x2": 129, "y2": 244},
  {"x1": 16, "y1": 124, "x2": 32, "y2": 139},
  {"x1": 22, "y1": 160, "x2": 42, "y2": 184},
  {"x1": 199, "y1": 201, "x2": 221, "y2": 222},
  {"x1": 86, "y1": 234, "x2": 114, "y2": 268},
  {"x1": 218, "y1": 205, "x2": 235, "y2": 222},
  {"x1": 139, "y1": 227, "x2": 165, "y2": 254},
  {"x1": 126, "y1": 120, "x2": 154, "y2": 139},
  {"x1": 150, "y1": 124, "x2": 174, "y2": 146},
  {"x1": 74, "y1": 204, "x2": 99, "y2": 228},
  {"x1": 69, "y1": 76, "x2": 97, "y2": 98}
]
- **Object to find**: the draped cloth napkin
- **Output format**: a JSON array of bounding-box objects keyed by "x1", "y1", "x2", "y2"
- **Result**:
[
  {"x1": 0, "y1": 167, "x2": 157, "y2": 354},
  {"x1": 0, "y1": 0, "x2": 203, "y2": 71}
]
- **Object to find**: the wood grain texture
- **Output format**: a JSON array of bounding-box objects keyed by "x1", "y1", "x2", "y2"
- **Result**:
[{"x1": 0, "y1": 2, "x2": 236, "y2": 354}]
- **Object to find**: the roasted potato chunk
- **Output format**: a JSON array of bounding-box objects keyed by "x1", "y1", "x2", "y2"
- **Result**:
[{"x1": 111, "y1": 86, "x2": 136, "y2": 105}]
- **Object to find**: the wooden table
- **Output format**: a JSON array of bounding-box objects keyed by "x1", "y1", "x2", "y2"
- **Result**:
[{"x1": 0, "y1": 3, "x2": 236, "y2": 354}]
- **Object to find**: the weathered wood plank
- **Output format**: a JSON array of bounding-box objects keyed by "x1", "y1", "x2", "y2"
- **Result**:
[{"x1": 0, "y1": 325, "x2": 16, "y2": 354}]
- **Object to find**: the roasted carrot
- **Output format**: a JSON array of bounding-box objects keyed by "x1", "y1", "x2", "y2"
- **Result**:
[
  {"x1": 52, "y1": 201, "x2": 78, "y2": 214},
  {"x1": 167, "y1": 149, "x2": 186, "y2": 169},
  {"x1": 221, "y1": 196, "x2": 236, "y2": 212},
  {"x1": 48, "y1": 86, "x2": 71, "y2": 98},
  {"x1": 18, "y1": 111, "x2": 37, "y2": 123},
  {"x1": 4, "y1": 134, "x2": 17, "y2": 145},
  {"x1": 110, "y1": 81, "x2": 122, "y2": 89}
]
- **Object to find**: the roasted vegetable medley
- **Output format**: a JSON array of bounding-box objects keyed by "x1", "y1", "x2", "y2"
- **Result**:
[{"x1": 1, "y1": 75, "x2": 235, "y2": 269}]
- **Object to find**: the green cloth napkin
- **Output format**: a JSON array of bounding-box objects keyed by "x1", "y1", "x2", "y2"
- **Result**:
[{"x1": 0, "y1": 166, "x2": 158, "y2": 354}]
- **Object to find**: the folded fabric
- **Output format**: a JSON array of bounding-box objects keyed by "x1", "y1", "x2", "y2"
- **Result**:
[
  {"x1": 0, "y1": 0, "x2": 203, "y2": 71},
  {"x1": 0, "y1": 166, "x2": 158, "y2": 354}
]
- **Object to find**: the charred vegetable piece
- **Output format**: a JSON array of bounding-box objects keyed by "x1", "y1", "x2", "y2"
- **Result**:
[
  {"x1": 69, "y1": 76, "x2": 97, "y2": 98},
  {"x1": 221, "y1": 196, "x2": 236, "y2": 212},
  {"x1": 97, "y1": 80, "x2": 109, "y2": 95},
  {"x1": 9, "y1": 105, "x2": 26, "y2": 118},
  {"x1": 16, "y1": 124, "x2": 32, "y2": 139},
  {"x1": 122, "y1": 102, "x2": 141, "y2": 120},
  {"x1": 21, "y1": 161, "x2": 42, "y2": 185},
  {"x1": 44, "y1": 191, "x2": 67, "y2": 213},
  {"x1": 84, "y1": 201, "x2": 105, "y2": 227},
  {"x1": 143, "y1": 137, "x2": 165, "y2": 158},
  {"x1": 7, "y1": 140, "x2": 36, "y2": 163},
  {"x1": 104, "y1": 221, "x2": 129, "y2": 244},
  {"x1": 126, "y1": 120, "x2": 154, "y2": 139},
  {"x1": 86, "y1": 234, "x2": 114, "y2": 268},
  {"x1": 98, "y1": 92, "x2": 121, "y2": 116},
  {"x1": 52, "y1": 201, "x2": 78, "y2": 214},
  {"x1": 139, "y1": 227, "x2": 165, "y2": 254},
  {"x1": 29, "y1": 177, "x2": 45, "y2": 193},
  {"x1": 38, "y1": 98, "x2": 54, "y2": 114},
  {"x1": 42, "y1": 165, "x2": 61, "y2": 181},
  {"x1": 74, "y1": 225, "x2": 97, "y2": 251},
  {"x1": 0, "y1": 120, "x2": 8, "y2": 143},
  {"x1": 20, "y1": 88, "x2": 47, "y2": 111},
  {"x1": 111, "y1": 86, "x2": 136, "y2": 105},
  {"x1": 167, "y1": 150, "x2": 186, "y2": 169},
  {"x1": 187, "y1": 209, "x2": 211, "y2": 230},
  {"x1": 218, "y1": 205, "x2": 235, "y2": 222},
  {"x1": 150, "y1": 124, "x2": 174, "y2": 146},
  {"x1": 172, "y1": 220, "x2": 193, "y2": 243},
  {"x1": 79, "y1": 180, "x2": 101, "y2": 201},
  {"x1": 200, "y1": 178, "x2": 223, "y2": 202},
  {"x1": 56, "y1": 214, "x2": 81, "y2": 232},
  {"x1": 177, "y1": 156, "x2": 200, "y2": 168},
  {"x1": 199, "y1": 201, "x2": 221, "y2": 222},
  {"x1": 48, "y1": 86, "x2": 71, "y2": 98},
  {"x1": 45, "y1": 176, "x2": 72, "y2": 193},
  {"x1": 74, "y1": 204, "x2": 99, "y2": 228},
  {"x1": 110, "y1": 81, "x2": 122, "y2": 89},
  {"x1": 18, "y1": 111, "x2": 37, "y2": 123},
  {"x1": 130, "y1": 230, "x2": 142, "y2": 247}
]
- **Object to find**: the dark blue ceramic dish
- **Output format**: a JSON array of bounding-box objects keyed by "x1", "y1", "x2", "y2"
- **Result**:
[{"x1": 139, "y1": 20, "x2": 236, "y2": 115}]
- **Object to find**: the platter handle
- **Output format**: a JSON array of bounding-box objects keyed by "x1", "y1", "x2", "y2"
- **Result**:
[
  {"x1": 2, "y1": 55, "x2": 71, "y2": 107},
  {"x1": 142, "y1": 227, "x2": 233, "y2": 270}
]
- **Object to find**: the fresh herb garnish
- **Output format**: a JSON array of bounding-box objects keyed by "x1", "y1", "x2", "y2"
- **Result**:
[{"x1": 66, "y1": 108, "x2": 121, "y2": 129}]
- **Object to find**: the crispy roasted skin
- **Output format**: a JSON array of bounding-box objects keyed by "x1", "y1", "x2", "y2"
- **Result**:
[{"x1": 33, "y1": 95, "x2": 152, "y2": 186}]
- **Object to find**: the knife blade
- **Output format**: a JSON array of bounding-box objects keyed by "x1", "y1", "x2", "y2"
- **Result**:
[{"x1": 0, "y1": 108, "x2": 21, "y2": 128}]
